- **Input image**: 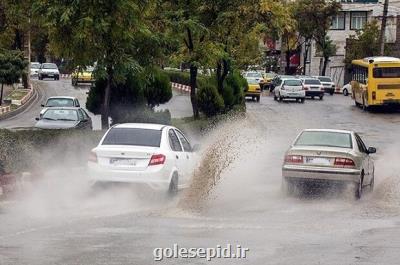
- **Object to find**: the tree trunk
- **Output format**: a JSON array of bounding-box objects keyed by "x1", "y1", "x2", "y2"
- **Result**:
[
  {"x1": 216, "y1": 59, "x2": 229, "y2": 94},
  {"x1": 0, "y1": 83, "x2": 4, "y2": 106},
  {"x1": 285, "y1": 50, "x2": 291, "y2": 75},
  {"x1": 101, "y1": 66, "x2": 113, "y2": 129},
  {"x1": 189, "y1": 64, "x2": 199, "y2": 119},
  {"x1": 303, "y1": 39, "x2": 310, "y2": 75},
  {"x1": 321, "y1": 57, "x2": 329, "y2": 76}
]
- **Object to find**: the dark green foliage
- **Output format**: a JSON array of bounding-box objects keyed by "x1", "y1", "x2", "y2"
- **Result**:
[
  {"x1": 0, "y1": 49, "x2": 27, "y2": 85},
  {"x1": 197, "y1": 84, "x2": 224, "y2": 117},
  {"x1": 222, "y1": 71, "x2": 246, "y2": 109},
  {"x1": 0, "y1": 129, "x2": 103, "y2": 173},
  {"x1": 144, "y1": 68, "x2": 172, "y2": 108},
  {"x1": 86, "y1": 67, "x2": 172, "y2": 124}
]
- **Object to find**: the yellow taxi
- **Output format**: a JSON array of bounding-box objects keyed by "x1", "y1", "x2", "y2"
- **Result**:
[
  {"x1": 262, "y1": 72, "x2": 277, "y2": 89},
  {"x1": 245, "y1": 78, "x2": 262, "y2": 102},
  {"x1": 71, "y1": 66, "x2": 95, "y2": 86}
]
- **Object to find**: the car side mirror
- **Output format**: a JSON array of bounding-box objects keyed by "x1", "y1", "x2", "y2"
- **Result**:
[
  {"x1": 192, "y1": 144, "x2": 200, "y2": 152},
  {"x1": 367, "y1": 147, "x2": 376, "y2": 154},
  {"x1": 35, "y1": 117, "x2": 40, "y2": 121}
]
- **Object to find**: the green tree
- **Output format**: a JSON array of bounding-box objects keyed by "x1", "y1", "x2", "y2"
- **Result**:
[
  {"x1": 0, "y1": 49, "x2": 27, "y2": 105},
  {"x1": 316, "y1": 35, "x2": 336, "y2": 76},
  {"x1": 35, "y1": 0, "x2": 156, "y2": 128},
  {"x1": 86, "y1": 67, "x2": 172, "y2": 124},
  {"x1": 345, "y1": 21, "x2": 381, "y2": 69}
]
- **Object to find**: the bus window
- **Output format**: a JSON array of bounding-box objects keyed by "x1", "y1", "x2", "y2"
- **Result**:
[{"x1": 373, "y1": 67, "x2": 400, "y2": 78}]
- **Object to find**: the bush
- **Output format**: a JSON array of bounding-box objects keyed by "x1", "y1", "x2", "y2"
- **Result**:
[
  {"x1": 223, "y1": 71, "x2": 246, "y2": 110},
  {"x1": 111, "y1": 107, "x2": 171, "y2": 125},
  {"x1": 163, "y1": 70, "x2": 209, "y2": 88},
  {"x1": 144, "y1": 68, "x2": 172, "y2": 108},
  {"x1": 197, "y1": 84, "x2": 224, "y2": 117},
  {"x1": 86, "y1": 66, "x2": 172, "y2": 123},
  {"x1": 0, "y1": 129, "x2": 103, "y2": 173}
]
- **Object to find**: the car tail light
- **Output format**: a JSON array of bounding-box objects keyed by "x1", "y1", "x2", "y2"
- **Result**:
[
  {"x1": 88, "y1": 151, "x2": 98, "y2": 163},
  {"x1": 372, "y1": 91, "x2": 376, "y2": 100},
  {"x1": 281, "y1": 85, "x2": 285, "y2": 90},
  {"x1": 285, "y1": 155, "x2": 303, "y2": 164},
  {"x1": 334, "y1": 157, "x2": 355, "y2": 168},
  {"x1": 148, "y1": 154, "x2": 166, "y2": 166}
]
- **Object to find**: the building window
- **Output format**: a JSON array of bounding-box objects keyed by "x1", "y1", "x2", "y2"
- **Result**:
[
  {"x1": 350, "y1": 12, "x2": 367, "y2": 30},
  {"x1": 331, "y1": 12, "x2": 345, "y2": 30}
]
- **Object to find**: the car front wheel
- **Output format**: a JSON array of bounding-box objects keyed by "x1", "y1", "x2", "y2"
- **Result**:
[
  {"x1": 343, "y1": 89, "x2": 348, "y2": 96},
  {"x1": 168, "y1": 173, "x2": 179, "y2": 196}
]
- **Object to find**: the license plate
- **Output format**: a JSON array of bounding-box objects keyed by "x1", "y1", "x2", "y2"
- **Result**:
[
  {"x1": 306, "y1": 157, "x2": 331, "y2": 165},
  {"x1": 110, "y1": 158, "x2": 137, "y2": 166},
  {"x1": 48, "y1": 74, "x2": 54, "y2": 77},
  {"x1": 310, "y1": 87, "x2": 319, "y2": 90}
]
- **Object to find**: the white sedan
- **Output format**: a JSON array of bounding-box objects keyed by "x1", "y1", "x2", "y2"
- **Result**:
[
  {"x1": 340, "y1": 83, "x2": 352, "y2": 96},
  {"x1": 88, "y1": 123, "x2": 196, "y2": 194},
  {"x1": 282, "y1": 129, "x2": 376, "y2": 199}
]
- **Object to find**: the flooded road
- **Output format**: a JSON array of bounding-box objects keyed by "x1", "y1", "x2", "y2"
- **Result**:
[{"x1": 1, "y1": 94, "x2": 400, "y2": 264}]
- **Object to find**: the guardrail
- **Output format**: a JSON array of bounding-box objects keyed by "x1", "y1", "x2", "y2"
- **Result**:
[
  {"x1": 171, "y1": 82, "x2": 191, "y2": 93},
  {"x1": 0, "y1": 105, "x2": 11, "y2": 114}
]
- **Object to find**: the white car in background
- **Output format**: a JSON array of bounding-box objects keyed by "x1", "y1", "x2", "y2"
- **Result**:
[
  {"x1": 88, "y1": 123, "x2": 197, "y2": 194},
  {"x1": 243, "y1": 71, "x2": 265, "y2": 84},
  {"x1": 30, "y1": 62, "x2": 41, "y2": 77},
  {"x1": 40, "y1": 96, "x2": 81, "y2": 117},
  {"x1": 340, "y1": 83, "x2": 352, "y2": 96},
  {"x1": 314, "y1": 76, "x2": 336, "y2": 95},
  {"x1": 273, "y1": 78, "x2": 306, "y2": 103},
  {"x1": 38, "y1": 63, "x2": 60, "y2": 80}
]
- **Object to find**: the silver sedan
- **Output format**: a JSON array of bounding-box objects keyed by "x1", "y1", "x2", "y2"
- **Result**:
[{"x1": 282, "y1": 129, "x2": 376, "y2": 199}]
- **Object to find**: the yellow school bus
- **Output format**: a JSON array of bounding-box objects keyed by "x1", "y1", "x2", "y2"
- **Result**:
[{"x1": 351, "y1": 57, "x2": 400, "y2": 109}]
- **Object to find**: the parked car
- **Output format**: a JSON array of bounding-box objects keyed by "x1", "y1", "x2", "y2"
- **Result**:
[
  {"x1": 340, "y1": 82, "x2": 352, "y2": 96},
  {"x1": 35, "y1": 107, "x2": 92, "y2": 130},
  {"x1": 30, "y1": 62, "x2": 41, "y2": 77},
  {"x1": 88, "y1": 123, "x2": 197, "y2": 195},
  {"x1": 40, "y1": 96, "x2": 81, "y2": 117},
  {"x1": 300, "y1": 77, "x2": 324, "y2": 100},
  {"x1": 314, "y1": 76, "x2": 335, "y2": 95},
  {"x1": 71, "y1": 66, "x2": 95, "y2": 86},
  {"x1": 38, "y1": 63, "x2": 60, "y2": 80},
  {"x1": 244, "y1": 78, "x2": 261, "y2": 102},
  {"x1": 274, "y1": 78, "x2": 305, "y2": 103},
  {"x1": 282, "y1": 129, "x2": 376, "y2": 199}
]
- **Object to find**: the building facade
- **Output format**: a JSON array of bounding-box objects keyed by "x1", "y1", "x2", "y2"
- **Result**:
[{"x1": 304, "y1": 0, "x2": 400, "y2": 87}]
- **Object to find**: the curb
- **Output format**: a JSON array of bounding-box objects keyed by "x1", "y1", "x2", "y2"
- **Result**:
[
  {"x1": 61, "y1": 74, "x2": 71, "y2": 79},
  {"x1": 0, "y1": 85, "x2": 38, "y2": 121},
  {"x1": 172, "y1": 82, "x2": 191, "y2": 93}
]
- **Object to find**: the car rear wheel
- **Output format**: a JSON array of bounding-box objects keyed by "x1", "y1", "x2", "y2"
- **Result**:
[
  {"x1": 256, "y1": 95, "x2": 260, "y2": 102},
  {"x1": 282, "y1": 178, "x2": 296, "y2": 196},
  {"x1": 279, "y1": 94, "x2": 283, "y2": 102},
  {"x1": 330, "y1": 90, "x2": 334, "y2": 95},
  {"x1": 300, "y1": 98, "x2": 305, "y2": 103},
  {"x1": 274, "y1": 95, "x2": 277, "y2": 101},
  {"x1": 343, "y1": 89, "x2": 348, "y2": 96},
  {"x1": 168, "y1": 173, "x2": 179, "y2": 196},
  {"x1": 319, "y1": 96, "x2": 324, "y2": 100},
  {"x1": 311, "y1": 96, "x2": 315, "y2": 100},
  {"x1": 354, "y1": 175, "x2": 364, "y2": 200}
]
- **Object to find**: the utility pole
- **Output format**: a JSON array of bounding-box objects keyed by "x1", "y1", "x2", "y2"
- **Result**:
[
  {"x1": 379, "y1": 0, "x2": 389, "y2": 56},
  {"x1": 27, "y1": 17, "x2": 31, "y2": 90}
]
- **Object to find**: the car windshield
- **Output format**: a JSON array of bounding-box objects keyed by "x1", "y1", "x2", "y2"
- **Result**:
[
  {"x1": 42, "y1": 109, "x2": 78, "y2": 121},
  {"x1": 318, "y1": 77, "x2": 332, "y2": 82},
  {"x1": 246, "y1": 72, "x2": 261, "y2": 78},
  {"x1": 304, "y1": 79, "x2": 321, "y2": 85},
  {"x1": 42, "y1": 63, "x2": 58, "y2": 69},
  {"x1": 46, "y1": 98, "x2": 74, "y2": 107},
  {"x1": 295, "y1": 131, "x2": 352, "y2": 148},
  {"x1": 246, "y1": 78, "x2": 259, "y2": 85},
  {"x1": 102, "y1": 128, "x2": 162, "y2": 147},
  {"x1": 284, "y1": 79, "x2": 302, "y2": 86},
  {"x1": 31, "y1": 63, "x2": 40, "y2": 69}
]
